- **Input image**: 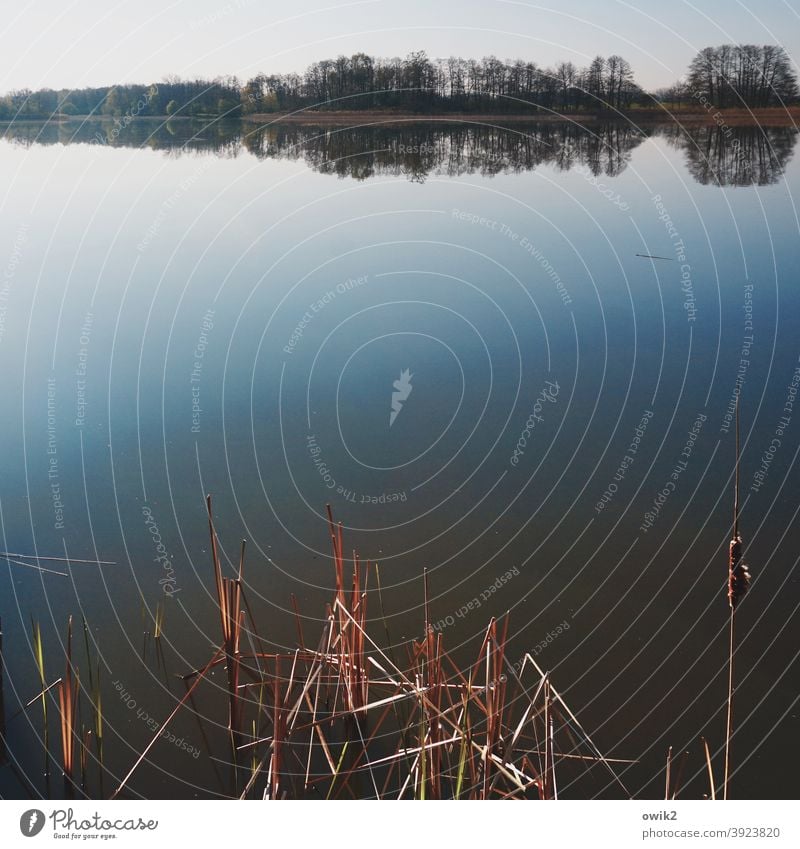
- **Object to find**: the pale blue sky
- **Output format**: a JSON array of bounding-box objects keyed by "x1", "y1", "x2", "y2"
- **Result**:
[{"x1": 1, "y1": 0, "x2": 798, "y2": 93}]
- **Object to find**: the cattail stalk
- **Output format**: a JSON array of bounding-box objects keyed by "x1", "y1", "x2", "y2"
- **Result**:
[{"x1": 723, "y1": 398, "x2": 751, "y2": 800}]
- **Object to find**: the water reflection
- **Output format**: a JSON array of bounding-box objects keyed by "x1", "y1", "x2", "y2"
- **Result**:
[
  {"x1": 1, "y1": 116, "x2": 796, "y2": 185},
  {"x1": 660, "y1": 124, "x2": 797, "y2": 186},
  {"x1": 241, "y1": 120, "x2": 647, "y2": 181}
]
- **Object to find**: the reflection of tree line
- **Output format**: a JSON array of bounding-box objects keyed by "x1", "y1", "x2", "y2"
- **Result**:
[
  {"x1": 0, "y1": 118, "x2": 249, "y2": 158},
  {"x1": 240, "y1": 122, "x2": 646, "y2": 180},
  {"x1": 658, "y1": 124, "x2": 797, "y2": 186},
  {"x1": 2, "y1": 118, "x2": 796, "y2": 186}
]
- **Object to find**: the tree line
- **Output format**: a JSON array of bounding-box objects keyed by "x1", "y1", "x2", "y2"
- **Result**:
[
  {"x1": 0, "y1": 76, "x2": 242, "y2": 121},
  {"x1": 1, "y1": 45, "x2": 796, "y2": 121},
  {"x1": 241, "y1": 51, "x2": 642, "y2": 113},
  {"x1": 656, "y1": 44, "x2": 797, "y2": 108},
  {"x1": 687, "y1": 44, "x2": 796, "y2": 107}
]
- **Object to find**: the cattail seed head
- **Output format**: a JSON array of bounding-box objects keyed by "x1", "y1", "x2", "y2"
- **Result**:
[{"x1": 728, "y1": 535, "x2": 751, "y2": 609}]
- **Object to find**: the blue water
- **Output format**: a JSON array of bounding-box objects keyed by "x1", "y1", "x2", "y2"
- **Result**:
[{"x1": 0, "y1": 118, "x2": 798, "y2": 799}]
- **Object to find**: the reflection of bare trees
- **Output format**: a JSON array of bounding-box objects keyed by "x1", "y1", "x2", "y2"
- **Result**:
[
  {"x1": 241, "y1": 121, "x2": 648, "y2": 181},
  {"x1": 2, "y1": 118, "x2": 796, "y2": 186},
  {"x1": 657, "y1": 124, "x2": 797, "y2": 186},
  {"x1": 0, "y1": 118, "x2": 248, "y2": 159}
]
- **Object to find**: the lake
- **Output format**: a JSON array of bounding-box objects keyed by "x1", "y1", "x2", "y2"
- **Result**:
[{"x1": 0, "y1": 116, "x2": 798, "y2": 799}]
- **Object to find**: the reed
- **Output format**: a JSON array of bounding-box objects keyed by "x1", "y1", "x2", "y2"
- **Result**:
[
  {"x1": 57, "y1": 616, "x2": 78, "y2": 785},
  {"x1": 0, "y1": 551, "x2": 114, "y2": 579},
  {"x1": 206, "y1": 496, "x2": 246, "y2": 743},
  {"x1": 80, "y1": 725, "x2": 88, "y2": 791},
  {"x1": 80, "y1": 616, "x2": 104, "y2": 787},
  {"x1": 702, "y1": 737, "x2": 716, "y2": 800},
  {"x1": 723, "y1": 399, "x2": 751, "y2": 800},
  {"x1": 0, "y1": 617, "x2": 6, "y2": 764},
  {"x1": 31, "y1": 618, "x2": 49, "y2": 777},
  {"x1": 20, "y1": 495, "x2": 759, "y2": 800},
  {"x1": 221, "y1": 510, "x2": 574, "y2": 799},
  {"x1": 664, "y1": 746, "x2": 671, "y2": 800},
  {"x1": 154, "y1": 602, "x2": 165, "y2": 640},
  {"x1": 111, "y1": 647, "x2": 223, "y2": 798},
  {"x1": 81, "y1": 617, "x2": 93, "y2": 693},
  {"x1": 93, "y1": 665, "x2": 103, "y2": 793}
]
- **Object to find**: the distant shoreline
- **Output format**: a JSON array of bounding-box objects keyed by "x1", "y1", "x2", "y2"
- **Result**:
[
  {"x1": 2, "y1": 106, "x2": 798, "y2": 128},
  {"x1": 242, "y1": 106, "x2": 800, "y2": 127}
]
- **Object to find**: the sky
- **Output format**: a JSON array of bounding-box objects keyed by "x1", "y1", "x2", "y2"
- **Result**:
[{"x1": 1, "y1": 0, "x2": 798, "y2": 94}]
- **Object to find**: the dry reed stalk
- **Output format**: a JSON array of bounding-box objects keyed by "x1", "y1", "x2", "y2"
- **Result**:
[
  {"x1": 111, "y1": 646, "x2": 223, "y2": 798},
  {"x1": 206, "y1": 496, "x2": 245, "y2": 738},
  {"x1": 0, "y1": 618, "x2": 6, "y2": 764},
  {"x1": 670, "y1": 750, "x2": 689, "y2": 799},
  {"x1": 270, "y1": 655, "x2": 282, "y2": 799},
  {"x1": 524, "y1": 651, "x2": 630, "y2": 797},
  {"x1": 543, "y1": 675, "x2": 555, "y2": 799},
  {"x1": 114, "y1": 498, "x2": 630, "y2": 800},
  {"x1": 665, "y1": 746, "x2": 672, "y2": 800},
  {"x1": 723, "y1": 399, "x2": 751, "y2": 800},
  {"x1": 3, "y1": 557, "x2": 67, "y2": 577},
  {"x1": 57, "y1": 616, "x2": 77, "y2": 783},
  {"x1": 702, "y1": 737, "x2": 716, "y2": 800},
  {"x1": 153, "y1": 602, "x2": 165, "y2": 639},
  {"x1": 0, "y1": 551, "x2": 114, "y2": 579},
  {"x1": 30, "y1": 619, "x2": 50, "y2": 778},
  {"x1": 255, "y1": 588, "x2": 617, "y2": 800},
  {"x1": 206, "y1": 495, "x2": 229, "y2": 643},
  {"x1": 326, "y1": 506, "x2": 370, "y2": 718},
  {"x1": 0, "y1": 552, "x2": 115, "y2": 565}
]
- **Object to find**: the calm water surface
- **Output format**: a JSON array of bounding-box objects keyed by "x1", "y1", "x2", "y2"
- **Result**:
[{"x1": 0, "y1": 117, "x2": 798, "y2": 798}]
